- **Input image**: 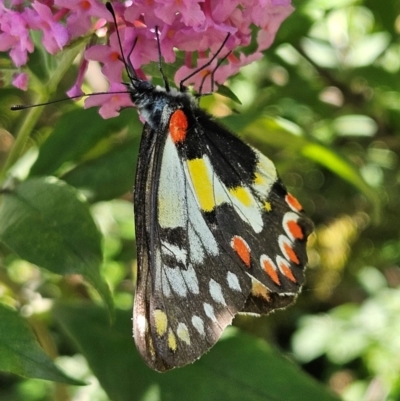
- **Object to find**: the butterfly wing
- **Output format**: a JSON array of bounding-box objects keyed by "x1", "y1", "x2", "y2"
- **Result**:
[
  {"x1": 133, "y1": 108, "x2": 312, "y2": 371},
  {"x1": 194, "y1": 111, "x2": 313, "y2": 314}
]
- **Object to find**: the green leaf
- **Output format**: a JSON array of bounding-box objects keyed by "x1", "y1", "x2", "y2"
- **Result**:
[
  {"x1": 0, "y1": 177, "x2": 113, "y2": 318},
  {"x1": 54, "y1": 303, "x2": 339, "y2": 401},
  {"x1": 0, "y1": 303, "x2": 84, "y2": 385},
  {"x1": 216, "y1": 84, "x2": 242, "y2": 104},
  {"x1": 30, "y1": 107, "x2": 139, "y2": 177},
  {"x1": 62, "y1": 135, "x2": 141, "y2": 202}
]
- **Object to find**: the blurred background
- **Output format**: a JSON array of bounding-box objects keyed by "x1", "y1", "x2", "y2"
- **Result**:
[{"x1": 1, "y1": 0, "x2": 400, "y2": 400}]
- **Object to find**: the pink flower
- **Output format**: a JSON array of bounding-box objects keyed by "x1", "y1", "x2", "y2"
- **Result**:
[
  {"x1": 154, "y1": 0, "x2": 206, "y2": 27},
  {"x1": 0, "y1": 9, "x2": 34, "y2": 67},
  {"x1": 54, "y1": 0, "x2": 110, "y2": 37},
  {"x1": 25, "y1": 2, "x2": 69, "y2": 54},
  {"x1": 84, "y1": 82, "x2": 132, "y2": 118},
  {"x1": 85, "y1": 42, "x2": 125, "y2": 84},
  {"x1": 12, "y1": 72, "x2": 28, "y2": 90},
  {"x1": 67, "y1": 58, "x2": 88, "y2": 98}
]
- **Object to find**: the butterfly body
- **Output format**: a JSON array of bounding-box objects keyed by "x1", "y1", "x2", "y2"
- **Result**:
[{"x1": 129, "y1": 78, "x2": 313, "y2": 371}]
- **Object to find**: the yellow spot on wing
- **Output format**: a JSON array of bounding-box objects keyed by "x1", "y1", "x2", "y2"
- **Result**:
[
  {"x1": 168, "y1": 329, "x2": 177, "y2": 352},
  {"x1": 153, "y1": 310, "x2": 168, "y2": 336},
  {"x1": 264, "y1": 201, "x2": 272, "y2": 212},
  {"x1": 187, "y1": 158, "x2": 215, "y2": 212},
  {"x1": 229, "y1": 186, "x2": 252, "y2": 206},
  {"x1": 177, "y1": 323, "x2": 191, "y2": 345},
  {"x1": 251, "y1": 280, "x2": 271, "y2": 301},
  {"x1": 254, "y1": 172, "x2": 265, "y2": 185}
]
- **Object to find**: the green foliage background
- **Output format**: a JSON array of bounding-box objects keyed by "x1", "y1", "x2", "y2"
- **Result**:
[{"x1": 1, "y1": 0, "x2": 400, "y2": 400}]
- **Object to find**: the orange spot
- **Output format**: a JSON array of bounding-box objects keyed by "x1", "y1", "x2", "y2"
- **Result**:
[
  {"x1": 286, "y1": 193, "x2": 303, "y2": 211},
  {"x1": 110, "y1": 52, "x2": 120, "y2": 61},
  {"x1": 80, "y1": 1, "x2": 91, "y2": 11},
  {"x1": 169, "y1": 109, "x2": 188, "y2": 143},
  {"x1": 283, "y1": 243, "x2": 300, "y2": 265},
  {"x1": 261, "y1": 258, "x2": 280, "y2": 285},
  {"x1": 200, "y1": 69, "x2": 211, "y2": 78},
  {"x1": 232, "y1": 236, "x2": 251, "y2": 267},
  {"x1": 167, "y1": 29, "x2": 176, "y2": 39},
  {"x1": 287, "y1": 220, "x2": 304, "y2": 240},
  {"x1": 279, "y1": 260, "x2": 297, "y2": 283}
]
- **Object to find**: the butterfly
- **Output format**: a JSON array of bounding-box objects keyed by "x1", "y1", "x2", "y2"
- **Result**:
[{"x1": 109, "y1": 3, "x2": 313, "y2": 372}]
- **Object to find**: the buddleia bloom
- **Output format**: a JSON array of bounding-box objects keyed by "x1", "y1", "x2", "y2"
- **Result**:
[{"x1": 0, "y1": 0, "x2": 293, "y2": 117}]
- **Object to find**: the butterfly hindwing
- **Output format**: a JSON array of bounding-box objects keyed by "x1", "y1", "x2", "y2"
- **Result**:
[{"x1": 133, "y1": 100, "x2": 312, "y2": 371}]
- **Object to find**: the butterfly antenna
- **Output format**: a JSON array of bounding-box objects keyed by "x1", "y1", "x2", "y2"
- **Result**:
[
  {"x1": 198, "y1": 50, "x2": 232, "y2": 96},
  {"x1": 105, "y1": 2, "x2": 136, "y2": 81},
  {"x1": 10, "y1": 90, "x2": 130, "y2": 111},
  {"x1": 155, "y1": 26, "x2": 170, "y2": 92},
  {"x1": 179, "y1": 33, "x2": 231, "y2": 92}
]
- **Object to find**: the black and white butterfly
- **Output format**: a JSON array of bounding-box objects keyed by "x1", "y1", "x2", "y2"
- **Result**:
[{"x1": 116, "y1": 3, "x2": 313, "y2": 372}]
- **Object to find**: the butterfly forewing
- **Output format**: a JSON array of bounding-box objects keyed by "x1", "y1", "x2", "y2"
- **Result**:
[{"x1": 133, "y1": 96, "x2": 312, "y2": 371}]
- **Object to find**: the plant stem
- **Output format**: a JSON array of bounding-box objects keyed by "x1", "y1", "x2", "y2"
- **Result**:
[{"x1": 0, "y1": 42, "x2": 86, "y2": 185}]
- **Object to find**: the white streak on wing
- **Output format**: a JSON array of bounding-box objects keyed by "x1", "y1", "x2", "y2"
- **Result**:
[
  {"x1": 164, "y1": 266, "x2": 187, "y2": 297},
  {"x1": 211, "y1": 163, "x2": 230, "y2": 206},
  {"x1": 161, "y1": 269, "x2": 172, "y2": 297},
  {"x1": 228, "y1": 185, "x2": 263, "y2": 233},
  {"x1": 226, "y1": 271, "x2": 241, "y2": 292},
  {"x1": 184, "y1": 162, "x2": 219, "y2": 256},
  {"x1": 209, "y1": 279, "x2": 227, "y2": 306},
  {"x1": 252, "y1": 149, "x2": 277, "y2": 198},
  {"x1": 158, "y1": 135, "x2": 187, "y2": 228},
  {"x1": 161, "y1": 241, "x2": 187, "y2": 264},
  {"x1": 181, "y1": 263, "x2": 199, "y2": 294},
  {"x1": 154, "y1": 248, "x2": 164, "y2": 292},
  {"x1": 188, "y1": 223, "x2": 205, "y2": 264}
]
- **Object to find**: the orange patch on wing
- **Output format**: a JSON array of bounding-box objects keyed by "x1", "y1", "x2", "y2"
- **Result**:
[
  {"x1": 283, "y1": 243, "x2": 300, "y2": 265},
  {"x1": 287, "y1": 220, "x2": 304, "y2": 240},
  {"x1": 231, "y1": 236, "x2": 251, "y2": 267},
  {"x1": 261, "y1": 257, "x2": 280, "y2": 285},
  {"x1": 286, "y1": 193, "x2": 303, "y2": 211},
  {"x1": 170, "y1": 109, "x2": 188, "y2": 143},
  {"x1": 279, "y1": 260, "x2": 297, "y2": 283}
]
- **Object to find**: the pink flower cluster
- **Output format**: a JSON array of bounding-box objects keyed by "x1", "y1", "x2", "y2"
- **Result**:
[{"x1": 0, "y1": 0, "x2": 293, "y2": 117}]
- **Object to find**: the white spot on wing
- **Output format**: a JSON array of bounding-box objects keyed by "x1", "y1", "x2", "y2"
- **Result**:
[
  {"x1": 191, "y1": 315, "x2": 205, "y2": 336},
  {"x1": 209, "y1": 279, "x2": 226, "y2": 305},
  {"x1": 226, "y1": 271, "x2": 241, "y2": 291},
  {"x1": 203, "y1": 302, "x2": 217, "y2": 322},
  {"x1": 136, "y1": 314, "x2": 147, "y2": 337}
]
